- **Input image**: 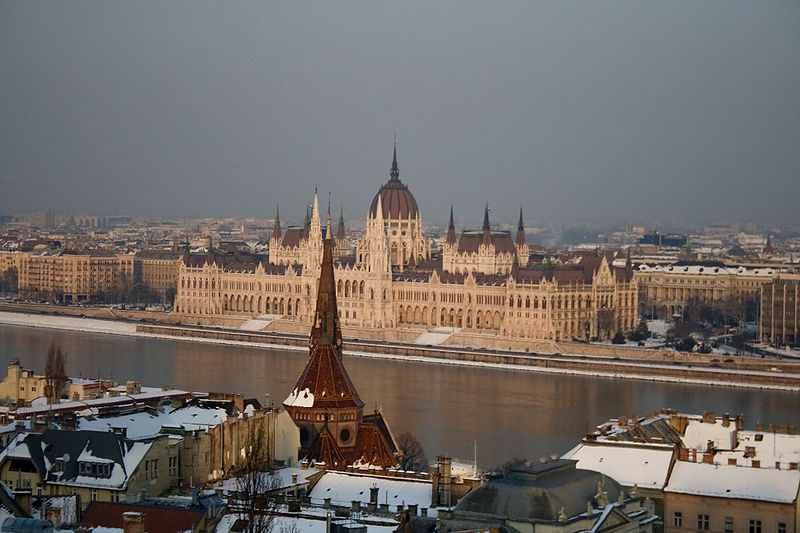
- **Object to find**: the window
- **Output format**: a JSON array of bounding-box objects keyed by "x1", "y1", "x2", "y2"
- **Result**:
[
  {"x1": 778, "y1": 524, "x2": 786, "y2": 533},
  {"x1": 91, "y1": 489, "x2": 98, "y2": 502},
  {"x1": 698, "y1": 514, "x2": 710, "y2": 531},
  {"x1": 725, "y1": 517, "x2": 734, "y2": 533},
  {"x1": 674, "y1": 512, "x2": 683, "y2": 528},
  {"x1": 169, "y1": 456, "x2": 178, "y2": 477},
  {"x1": 749, "y1": 521, "x2": 761, "y2": 533}
]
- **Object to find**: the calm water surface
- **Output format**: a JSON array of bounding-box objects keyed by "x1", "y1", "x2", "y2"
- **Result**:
[{"x1": 1, "y1": 324, "x2": 798, "y2": 468}]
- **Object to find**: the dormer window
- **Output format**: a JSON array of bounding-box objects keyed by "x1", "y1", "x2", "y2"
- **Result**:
[{"x1": 78, "y1": 461, "x2": 113, "y2": 478}]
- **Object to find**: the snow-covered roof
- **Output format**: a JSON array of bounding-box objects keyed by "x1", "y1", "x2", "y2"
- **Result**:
[
  {"x1": 309, "y1": 471, "x2": 434, "y2": 515},
  {"x1": 78, "y1": 405, "x2": 228, "y2": 440},
  {"x1": 637, "y1": 264, "x2": 777, "y2": 277},
  {"x1": 682, "y1": 419, "x2": 737, "y2": 451},
  {"x1": 666, "y1": 461, "x2": 800, "y2": 503},
  {"x1": 216, "y1": 466, "x2": 320, "y2": 494},
  {"x1": 215, "y1": 513, "x2": 396, "y2": 533},
  {"x1": 562, "y1": 442, "x2": 674, "y2": 489},
  {"x1": 283, "y1": 387, "x2": 314, "y2": 408}
]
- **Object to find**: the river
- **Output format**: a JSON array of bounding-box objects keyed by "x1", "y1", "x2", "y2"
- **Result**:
[{"x1": 1, "y1": 324, "x2": 797, "y2": 469}]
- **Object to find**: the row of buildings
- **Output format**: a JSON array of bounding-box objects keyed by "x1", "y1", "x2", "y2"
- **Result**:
[
  {"x1": 563, "y1": 409, "x2": 800, "y2": 533},
  {"x1": 2, "y1": 147, "x2": 799, "y2": 347}
]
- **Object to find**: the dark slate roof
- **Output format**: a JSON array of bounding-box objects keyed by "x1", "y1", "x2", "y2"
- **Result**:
[
  {"x1": 135, "y1": 250, "x2": 182, "y2": 260},
  {"x1": 455, "y1": 460, "x2": 621, "y2": 523},
  {"x1": 280, "y1": 226, "x2": 308, "y2": 248},
  {"x1": 183, "y1": 251, "x2": 265, "y2": 272},
  {"x1": 456, "y1": 231, "x2": 516, "y2": 254},
  {"x1": 15, "y1": 430, "x2": 144, "y2": 486}
]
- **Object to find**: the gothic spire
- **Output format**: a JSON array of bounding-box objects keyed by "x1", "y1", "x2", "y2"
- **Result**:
[
  {"x1": 312, "y1": 238, "x2": 342, "y2": 348},
  {"x1": 516, "y1": 206, "x2": 525, "y2": 246},
  {"x1": 325, "y1": 192, "x2": 333, "y2": 239},
  {"x1": 273, "y1": 203, "x2": 282, "y2": 240},
  {"x1": 390, "y1": 138, "x2": 399, "y2": 181},
  {"x1": 446, "y1": 205, "x2": 457, "y2": 244},
  {"x1": 336, "y1": 206, "x2": 346, "y2": 240},
  {"x1": 482, "y1": 203, "x2": 492, "y2": 245}
]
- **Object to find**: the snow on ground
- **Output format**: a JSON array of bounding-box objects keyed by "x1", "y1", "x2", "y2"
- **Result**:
[
  {"x1": 562, "y1": 442, "x2": 673, "y2": 489},
  {"x1": 2, "y1": 311, "x2": 797, "y2": 391},
  {"x1": 309, "y1": 471, "x2": 434, "y2": 515},
  {"x1": 665, "y1": 460, "x2": 800, "y2": 504},
  {"x1": 0, "y1": 311, "x2": 136, "y2": 335},
  {"x1": 414, "y1": 328, "x2": 458, "y2": 346},
  {"x1": 240, "y1": 316, "x2": 275, "y2": 331}
]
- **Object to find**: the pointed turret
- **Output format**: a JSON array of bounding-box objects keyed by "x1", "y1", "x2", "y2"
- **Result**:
[
  {"x1": 446, "y1": 206, "x2": 457, "y2": 245},
  {"x1": 336, "y1": 207, "x2": 346, "y2": 240},
  {"x1": 390, "y1": 138, "x2": 399, "y2": 182},
  {"x1": 273, "y1": 204, "x2": 282, "y2": 241},
  {"x1": 482, "y1": 203, "x2": 492, "y2": 245},
  {"x1": 325, "y1": 192, "x2": 333, "y2": 239},
  {"x1": 516, "y1": 206, "x2": 525, "y2": 246},
  {"x1": 304, "y1": 204, "x2": 311, "y2": 232}
]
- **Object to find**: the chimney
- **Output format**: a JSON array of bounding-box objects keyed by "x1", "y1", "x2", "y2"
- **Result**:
[
  {"x1": 702, "y1": 452, "x2": 714, "y2": 464},
  {"x1": 122, "y1": 512, "x2": 145, "y2": 533},
  {"x1": 790, "y1": 462, "x2": 798, "y2": 471},
  {"x1": 735, "y1": 415, "x2": 744, "y2": 431},
  {"x1": 126, "y1": 381, "x2": 141, "y2": 395},
  {"x1": 407, "y1": 504, "x2": 418, "y2": 516},
  {"x1": 752, "y1": 460, "x2": 761, "y2": 469},
  {"x1": 420, "y1": 508, "x2": 428, "y2": 518},
  {"x1": 291, "y1": 473, "x2": 298, "y2": 485},
  {"x1": 722, "y1": 414, "x2": 730, "y2": 427},
  {"x1": 728, "y1": 458, "x2": 737, "y2": 466},
  {"x1": 369, "y1": 486, "x2": 379, "y2": 505},
  {"x1": 702, "y1": 411, "x2": 715, "y2": 424}
]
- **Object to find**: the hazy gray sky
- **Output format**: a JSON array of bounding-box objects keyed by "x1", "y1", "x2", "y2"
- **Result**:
[{"x1": 1, "y1": 1, "x2": 798, "y2": 228}]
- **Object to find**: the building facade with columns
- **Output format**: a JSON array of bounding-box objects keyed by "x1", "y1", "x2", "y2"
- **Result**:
[{"x1": 174, "y1": 148, "x2": 638, "y2": 341}]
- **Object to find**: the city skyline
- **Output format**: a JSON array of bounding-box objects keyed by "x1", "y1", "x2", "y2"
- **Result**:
[{"x1": 2, "y1": 1, "x2": 799, "y2": 227}]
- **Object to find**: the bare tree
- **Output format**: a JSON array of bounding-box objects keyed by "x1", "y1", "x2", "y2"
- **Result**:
[
  {"x1": 233, "y1": 422, "x2": 279, "y2": 533},
  {"x1": 44, "y1": 343, "x2": 67, "y2": 405},
  {"x1": 397, "y1": 432, "x2": 428, "y2": 472}
]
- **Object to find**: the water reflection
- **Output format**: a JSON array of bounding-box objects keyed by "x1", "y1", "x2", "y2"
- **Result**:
[{"x1": 1, "y1": 324, "x2": 797, "y2": 468}]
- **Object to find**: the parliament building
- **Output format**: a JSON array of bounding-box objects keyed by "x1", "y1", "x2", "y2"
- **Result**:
[{"x1": 174, "y1": 146, "x2": 638, "y2": 342}]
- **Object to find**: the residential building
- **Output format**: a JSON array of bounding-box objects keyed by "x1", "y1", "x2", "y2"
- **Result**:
[
  {"x1": 760, "y1": 275, "x2": 800, "y2": 348},
  {"x1": 0, "y1": 430, "x2": 177, "y2": 512}
]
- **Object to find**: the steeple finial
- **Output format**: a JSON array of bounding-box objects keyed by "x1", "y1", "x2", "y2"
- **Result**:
[
  {"x1": 326, "y1": 192, "x2": 333, "y2": 239},
  {"x1": 390, "y1": 135, "x2": 399, "y2": 181},
  {"x1": 516, "y1": 206, "x2": 525, "y2": 246}
]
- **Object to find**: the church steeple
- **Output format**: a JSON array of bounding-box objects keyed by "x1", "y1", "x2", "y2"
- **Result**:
[
  {"x1": 390, "y1": 138, "x2": 399, "y2": 182},
  {"x1": 516, "y1": 206, "x2": 525, "y2": 246},
  {"x1": 312, "y1": 239, "x2": 341, "y2": 347},
  {"x1": 446, "y1": 205, "x2": 457, "y2": 245}
]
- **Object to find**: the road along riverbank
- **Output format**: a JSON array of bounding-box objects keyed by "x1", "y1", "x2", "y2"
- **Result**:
[{"x1": 0, "y1": 310, "x2": 798, "y2": 391}]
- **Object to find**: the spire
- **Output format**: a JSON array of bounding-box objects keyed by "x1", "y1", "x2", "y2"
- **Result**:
[
  {"x1": 516, "y1": 206, "x2": 525, "y2": 246},
  {"x1": 336, "y1": 206, "x2": 346, "y2": 240},
  {"x1": 273, "y1": 204, "x2": 282, "y2": 240},
  {"x1": 446, "y1": 205, "x2": 457, "y2": 244},
  {"x1": 374, "y1": 189, "x2": 385, "y2": 225},
  {"x1": 304, "y1": 204, "x2": 311, "y2": 232},
  {"x1": 312, "y1": 238, "x2": 342, "y2": 347},
  {"x1": 325, "y1": 192, "x2": 333, "y2": 239},
  {"x1": 482, "y1": 203, "x2": 492, "y2": 245},
  {"x1": 390, "y1": 137, "x2": 399, "y2": 182}
]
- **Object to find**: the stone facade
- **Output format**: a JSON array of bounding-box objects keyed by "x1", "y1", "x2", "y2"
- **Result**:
[
  {"x1": 175, "y1": 150, "x2": 638, "y2": 341},
  {"x1": 636, "y1": 262, "x2": 777, "y2": 318},
  {"x1": 16, "y1": 250, "x2": 134, "y2": 303},
  {"x1": 760, "y1": 275, "x2": 800, "y2": 348}
]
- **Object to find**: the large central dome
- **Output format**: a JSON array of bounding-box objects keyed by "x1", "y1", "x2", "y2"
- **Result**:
[{"x1": 368, "y1": 145, "x2": 420, "y2": 220}]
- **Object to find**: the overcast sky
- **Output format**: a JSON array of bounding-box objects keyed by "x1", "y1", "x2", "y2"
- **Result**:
[{"x1": 1, "y1": 1, "x2": 798, "y2": 228}]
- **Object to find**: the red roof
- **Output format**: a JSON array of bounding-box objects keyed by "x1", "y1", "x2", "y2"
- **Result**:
[{"x1": 81, "y1": 502, "x2": 205, "y2": 533}]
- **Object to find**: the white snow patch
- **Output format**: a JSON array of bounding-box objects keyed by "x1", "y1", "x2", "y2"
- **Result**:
[
  {"x1": 284, "y1": 387, "x2": 314, "y2": 408},
  {"x1": 665, "y1": 460, "x2": 800, "y2": 503},
  {"x1": 563, "y1": 442, "x2": 673, "y2": 489}
]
